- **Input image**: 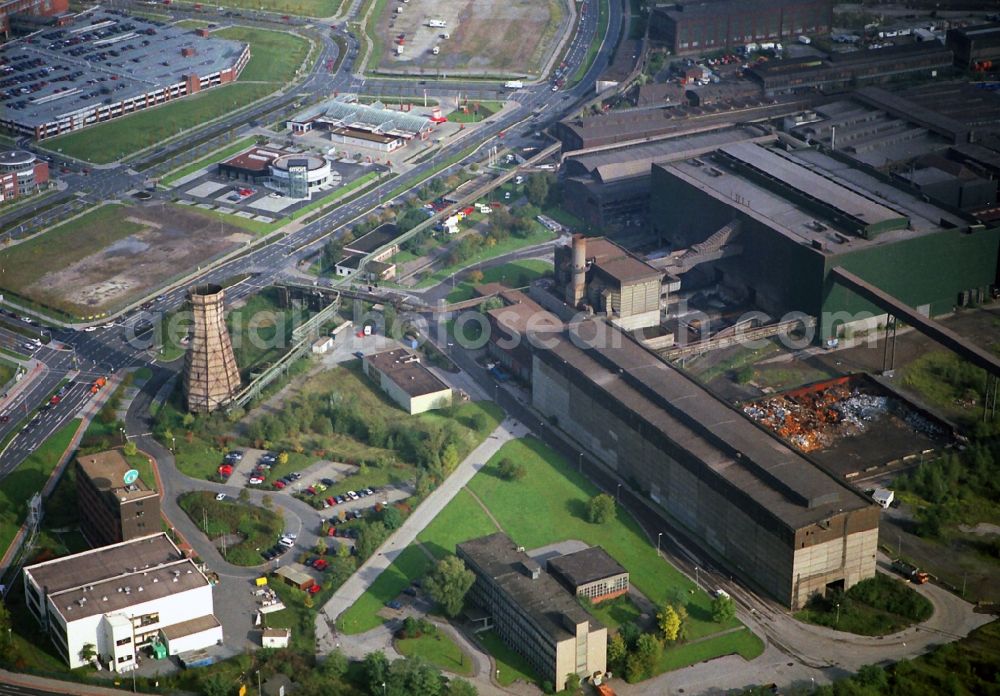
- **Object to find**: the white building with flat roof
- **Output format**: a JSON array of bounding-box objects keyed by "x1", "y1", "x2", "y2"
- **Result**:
[{"x1": 23, "y1": 533, "x2": 222, "y2": 671}]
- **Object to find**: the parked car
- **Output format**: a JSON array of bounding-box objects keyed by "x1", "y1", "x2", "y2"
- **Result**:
[
  {"x1": 386, "y1": 600, "x2": 402, "y2": 610},
  {"x1": 248, "y1": 477, "x2": 264, "y2": 485},
  {"x1": 223, "y1": 451, "x2": 243, "y2": 463},
  {"x1": 327, "y1": 526, "x2": 337, "y2": 537},
  {"x1": 215, "y1": 493, "x2": 226, "y2": 501},
  {"x1": 314, "y1": 483, "x2": 327, "y2": 493},
  {"x1": 326, "y1": 497, "x2": 336, "y2": 507},
  {"x1": 313, "y1": 559, "x2": 328, "y2": 571},
  {"x1": 272, "y1": 480, "x2": 286, "y2": 490},
  {"x1": 278, "y1": 537, "x2": 295, "y2": 548},
  {"x1": 306, "y1": 486, "x2": 317, "y2": 495},
  {"x1": 321, "y1": 478, "x2": 335, "y2": 487},
  {"x1": 308, "y1": 584, "x2": 322, "y2": 595}
]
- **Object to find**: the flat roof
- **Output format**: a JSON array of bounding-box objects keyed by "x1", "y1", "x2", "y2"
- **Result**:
[
  {"x1": 335, "y1": 253, "x2": 362, "y2": 270},
  {"x1": 486, "y1": 287, "x2": 563, "y2": 337},
  {"x1": 547, "y1": 547, "x2": 627, "y2": 587},
  {"x1": 25, "y1": 533, "x2": 182, "y2": 594},
  {"x1": 0, "y1": 8, "x2": 248, "y2": 131},
  {"x1": 582, "y1": 237, "x2": 662, "y2": 284},
  {"x1": 346, "y1": 223, "x2": 404, "y2": 254},
  {"x1": 365, "y1": 349, "x2": 450, "y2": 397},
  {"x1": 275, "y1": 565, "x2": 314, "y2": 587},
  {"x1": 160, "y1": 614, "x2": 221, "y2": 640},
  {"x1": 458, "y1": 533, "x2": 602, "y2": 643},
  {"x1": 223, "y1": 147, "x2": 288, "y2": 172},
  {"x1": 661, "y1": 142, "x2": 964, "y2": 251},
  {"x1": 332, "y1": 126, "x2": 400, "y2": 144},
  {"x1": 536, "y1": 321, "x2": 872, "y2": 531},
  {"x1": 77, "y1": 449, "x2": 156, "y2": 501},
  {"x1": 292, "y1": 95, "x2": 432, "y2": 137}
]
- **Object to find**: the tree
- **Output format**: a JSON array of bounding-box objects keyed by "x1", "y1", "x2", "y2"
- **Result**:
[
  {"x1": 607, "y1": 633, "x2": 627, "y2": 671},
  {"x1": 356, "y1": 521, "x2": 389, "y2": 559},
  {"x1": 467, "y1": 269, "x2": 484, "y2": 284},
  {"x1": 676, "y1": 604, "x2": 690, "y2": 642},
  {"x1": 586, "y1": 493, "x2": 616, "y2": 524},
  {"x1": 382, "y1": 505, "x2": 404, "y2": 530},
  {"x1": 364, "y1": 650, "x2": 390, "y2": 695},
  {"x1": 199, "y1": 673, "x2": 232, "y2": 696},
  {"x1": 711, "y1": 595, "x2": 736, "y2": 623},
  {"x1": 497, "y1": 457, "x2": 526, "y2": 481},
  {"x1": 123, "y1": 440, "x2": 138, "y2": 456},
  {"x1": 315, "y1": 539, "x2": 327, "y2": 556},
  {"x1": 445, "y1": 678, "x2": 478, "y2": 696},
  {"x1": 657, "y1": 604, "x2": 681, "y2": 642},
  {"x1": 525, "y1": 173, "x2": 550, "y2": 207},
  {"x1": 277, "y1": 451, "x2": 289, "y2": 466},
  {"x1": 563, "y1": 672, "x2": 581, "y2": 694},
  {"x1": 386, "y1": 655, "x2": 443, "y2": 696},
  {"x1": 425, "y1": 555, "x2": 475, "y2": 617},
  {"x1": 78, "y1": 642, "x2": 97, "y2": 665},
  {"x1": 321, "y1": 648, "x2": 349, "y2": 679}
]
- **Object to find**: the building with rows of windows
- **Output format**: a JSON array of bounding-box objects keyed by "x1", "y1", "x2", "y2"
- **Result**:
[{"x1": 546, "y1": 547, "x2": 630, "y2": 603}]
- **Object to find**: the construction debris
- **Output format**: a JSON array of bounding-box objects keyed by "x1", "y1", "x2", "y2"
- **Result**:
[{"x1": 743, "y1": 377, "x2": 946, "y2": 453}]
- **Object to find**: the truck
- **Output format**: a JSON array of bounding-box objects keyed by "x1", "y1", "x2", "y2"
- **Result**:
[
  {"x1": 892, "y1": 559, "x2": 929, "y2": 584},
  {"x1": 90, "y1": 376, "x2": 107, "y2": 394},
  {"x1": 396, "y1": 44, "x2": 404, "y2": 56},
  {"x1": 426, "y1": 19, "x2": 447, "y2": 28},
  {"x1": 504, "y1": 80, "x2": 523, "y2": 89},
  {"x1": 797, "y1": 35, "x2": 811, "y2": 44}
]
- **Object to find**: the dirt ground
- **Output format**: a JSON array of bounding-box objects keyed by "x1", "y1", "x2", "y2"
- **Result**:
[
  {"x1": 375, "y1": 0, "x2": 565, "y2": 75},
  {"x1": 27, "y1": 205, "x2": 251, "y2": 314}
]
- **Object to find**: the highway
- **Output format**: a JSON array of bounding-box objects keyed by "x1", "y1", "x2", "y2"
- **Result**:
[{"x1": 0, "y1": 0, "x2": 620, "y2": 481}]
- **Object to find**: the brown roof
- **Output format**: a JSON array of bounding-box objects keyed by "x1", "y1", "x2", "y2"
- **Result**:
[
  {"x1": 160, "y1": 614, "x2": 221, "y2": 640},
  {"x1": 485, "y1": 287, "x2": 563, "y2": 338},
  {"x1": 584, "y1": 237, "x2": 662, "y2": 284},
  {"x1": 365, "y1": 349, "x2": 450, "y2": 398},
  {"x1": 222, "y1": 146, "x2": 288, "y2": 172},
  {"x1": 77, "y1": 449, "x2": 157, "y2": 501},
  {"x1": 332, "y1": 126, "x2": 400, "y2": 144}
]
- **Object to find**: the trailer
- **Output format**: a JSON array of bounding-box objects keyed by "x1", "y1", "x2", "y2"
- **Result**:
[{"x1": 504, "y1": 80, "x2": 523, "y2": 89}]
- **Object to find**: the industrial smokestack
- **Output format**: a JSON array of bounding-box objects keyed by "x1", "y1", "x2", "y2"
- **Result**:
[
  {"x1": 184, "y1": 284, "x2": 241, "y2": 413},
  {"x1": 566, "y1": 234, "x2": 587, "y2": 306}
]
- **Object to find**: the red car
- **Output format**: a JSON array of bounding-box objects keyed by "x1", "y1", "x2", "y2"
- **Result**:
[
  {"x1": 327, "y1": 527, "x2": 337, "y2": 537},
  {"x1": 308, "y1": 584, "x2": 321, "y2": 594},
  {"x1": 218, "y1": 464, "x2": 233, "y2": 477},
  {"x1": 273, "y1": 480, "x2": 286, "y2": 489},
  {"x1": 313, "y1": 559, "x2": 328, "y2": 571},
  {"x1": 326, "y1": 497, "x2": 336, "y2": 507},
  {"x1": 306, "y1": 486, "x2": 317, "y2": 495}
]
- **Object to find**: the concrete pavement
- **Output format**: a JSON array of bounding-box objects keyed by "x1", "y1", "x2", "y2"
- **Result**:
[{"x1": 317, "y1": 417, "x2": 529, "y2": 632}]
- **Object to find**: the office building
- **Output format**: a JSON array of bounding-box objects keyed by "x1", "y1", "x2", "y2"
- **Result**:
[
  {"x1": 457, "y1": 533, "x2": 607, "y2": 691},
  {"x1": 23, "y1": 534, "x2": 222, "y2": 671},
  {"x1": 546, "y1": 547, "x2": 629, "y2": 603},
  {"x1": 0, "y1": 149, "x2": 48, "y2": 202},
  {"x1": 76, "y1": 449, "x2": 159, "y2": 548}
]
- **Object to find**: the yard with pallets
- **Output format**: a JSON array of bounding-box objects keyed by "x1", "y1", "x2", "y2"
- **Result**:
[
  {"x1": 0, "y1": 204, "x2": 253, "y2": 318},
  {"x1": 43, "y1": 26, "x2": 309, "y2": 163}
]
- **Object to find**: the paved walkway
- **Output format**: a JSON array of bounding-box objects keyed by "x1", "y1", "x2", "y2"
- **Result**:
[{"x1": 316, "y1": 417, "x2": 529, "y2": 639}]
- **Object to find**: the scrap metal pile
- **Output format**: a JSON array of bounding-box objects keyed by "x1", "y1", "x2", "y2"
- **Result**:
[{"x1": 742, "y1": 381, "x2": 942, "y2": 453}]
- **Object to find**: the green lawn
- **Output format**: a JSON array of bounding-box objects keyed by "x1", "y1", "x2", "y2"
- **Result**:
[
  {"x1": 43, "y1": 83, "x2": 276, "y2": 164},
  {"x1": 655, "y1": 628, "x2": 764, "y2": 671},
  {"x1": 213, "y1": 26, "x2": 309, "y2": 83},
  {"x1": 395, "y1": 631, "x2": 474, "y2": 676},
  {"x1": 417, "y1": 488, "x2": 498, "y2": 560},
  {"x1": 161, "y1": 135, "x2": 258, "y2": 186},
  {"x1": 448, "y1": 101, "x2": 503, "y2": 124},
  {"x1": 177, "y1": 491, "x2": 284, "y2": 566},
  {"x1": 227, "y1": 286, "x2": 307, "y2": 379},
  {"x1": 338, "y1": 545, "x2": 432, "y2": 633},
  {"x1": 211, "y1": 0, "x2": 342, "y2": 17},
  {"x1": 445, "y1": 259, "x2": 553, "y2": 302},
  {"x1": 584, "y1": 594, "x2": 644, "y2": 631},
  {"x1": 0, "y1": 419, "x2": 80, "y2": 556},
  {"x1": 476, "y1": 630, "x2": 537, "y2": 686},
  {"x1": 0, "y1": 356, "x2": 17, "y2": 386},
  {"x1": 414, "y1": 227, "x2": 556, "y2": 289}
]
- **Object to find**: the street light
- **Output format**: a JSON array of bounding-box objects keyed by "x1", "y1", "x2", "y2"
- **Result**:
[
  {"x1": 615, "y1": 482, "x2": 621, "y2": 502},
  {"x1": 578, "y1": 452, "x2": 583, "y2": 472},
  {"x1": 835, "y1": 602, "x2": 841, "y2": 626},
  {"x1": 657, "y1": 532, "x2": 662, "y2": 555},
  {"x1": 695, "y1": 566, "x2": 700, "y2": 588}
]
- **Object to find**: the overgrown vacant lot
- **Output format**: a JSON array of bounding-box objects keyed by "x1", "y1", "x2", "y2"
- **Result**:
[
  {"x1": 178, "y1": 490, "x2": 284, "y2": 566},
  {"x1": 0, "y1": 204, "x2": 251, "y2": 317}
]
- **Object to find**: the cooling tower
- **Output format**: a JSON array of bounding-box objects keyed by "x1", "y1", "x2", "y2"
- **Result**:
[{"x1": 184, "y1": 284, "x2": 241, "y2": 412}]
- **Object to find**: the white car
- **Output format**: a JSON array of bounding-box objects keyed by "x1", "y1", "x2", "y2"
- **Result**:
[
  {"x1": 347, "y1": 490, "x2": 360, "y2": 500},
  {"x1": 278, "y1": 537, "x2": 295, "y2": 548},
  {"x1": 248, "y1": 477, "x2": 264, "y2": 485},
  {"x1": 103, "y1": 322, "x2": 116, "y2": 329},
  {"x1": 714, "y1": 589, "x2": 730, "y2": 600},
  {"x1": 215, "y1": 493, "x2": 226, "y2": 501},
  {"x1": 84, "y1": 326, "x2": 98, "y2": 332}
]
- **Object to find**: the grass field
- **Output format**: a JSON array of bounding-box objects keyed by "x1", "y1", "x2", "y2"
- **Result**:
[
  {"x1": 395, "y1": 630, "x2": 474, "y2": 676},
  {"x1": 44, "y1": 83, "x2": 276, "y2": 164},
  {"x1": 338, "y1": 545, "x2": 432, "y2": 633},
  {"x1": 0, "y1": 356, "x2": 17, "y2": 387},
  {"x1": 227, "y1": 286, "x2": 305, "y2": 379},
  {"x1": 416, "y1": 488, "x2": 497, "y2": 559},
  {"x1": 476, "y1": 631, "x2": 537, "y2": 686},
  {"x1": 444, "y1": 259, "x2": 552, "y2": 302},
  {"x1": 0, "y1": 420, "x2": 80, "y2": 557},
  {"x1": 448, "y1": 101, "x2": 503, "y2": 124},
  {"x1": 161, "y1": 135, "x2": 258, "y2": 186},
  {"x1": 211, "y1": 0, "x2": 342, "y2": 17},
  {"x1": 414, "y1": 226, "x2": 555, "y2": 289},
  {"x1": 178, "y1": 491, "x2": 284, "y2": 566},
  {"x1": 213, "y1": 26, "x2": 310, "y2": 83}
]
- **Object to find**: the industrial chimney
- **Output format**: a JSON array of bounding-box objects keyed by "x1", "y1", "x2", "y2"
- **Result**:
[
  {"x1": 184, "y1": 284, "x2": 241, "y2": 413},
  {"x1": 565, "y1": 234, "x2": 587, "y2": 306}
]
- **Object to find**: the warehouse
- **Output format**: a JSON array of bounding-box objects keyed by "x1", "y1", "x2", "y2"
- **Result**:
[
  {"x1": 649, "y1": 0, "x2": 832, "y2": 56},
  {"x1": 747, "y1": 43, "x2": 954, "y2": 96},
  {"x1": 457, "y1": 533, "x2": 607, "y2": 691},
  {"x1": 0, "y1": 8, "x2": 249, "y2": 139},
  {"x1": 946, "y1": 22, "x2": 1000, "y2": 71},
  {"x1": 531, "y1": 319, "x2": 879, "y2": 609},
  {"x1": 362, "y1": 349, "x2": 452, "y2": 414},
  {"x1": 649, "y1": 140, "x2": 1000, "y2": 341},
  {"x1": 22, "y1": 534, "x2": 221, "y2": 671}
]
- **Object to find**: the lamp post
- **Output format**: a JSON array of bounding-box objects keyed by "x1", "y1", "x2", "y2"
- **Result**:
[
  {"x1": 257, "y1": 671, "x2": 262, "y2": 695},
  {"x1": 835, "y1": 602, "x2": 841, "y2": 626},
  {"x1": 578, "y1": 452, "x2": 583, "y2": 472},
  {"x1": 695, "y1": 566, "x2": 700, "y2": 588},
  {"x1": 657, "y1": 532, "x2": 662, "y2": 556},
  {"x1": 615, "y1": 482, "x2": 621, "y2": 502},
  {"x1": 382, "y1": 682, "x2": 386, "y2": 696}
]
